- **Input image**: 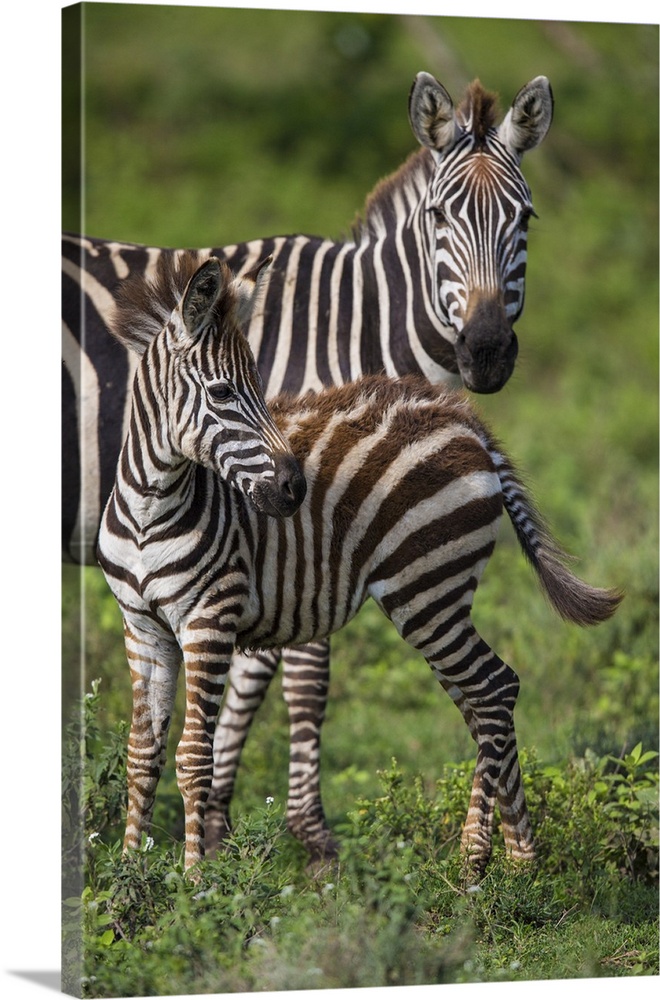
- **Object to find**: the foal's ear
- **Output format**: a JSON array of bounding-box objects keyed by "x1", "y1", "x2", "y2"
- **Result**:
[
  {"x1": 181, "y1": 257, "x2": 226, "y2": 338},
  {"x1": 408, "y1": 72, "x2": 460, "y2": 161}
]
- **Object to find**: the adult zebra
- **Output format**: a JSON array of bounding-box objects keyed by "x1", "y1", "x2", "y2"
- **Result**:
[
  {"x1": 63, "y1": 71, "x2": 554, "y2": 860},
  {"x1": 99, "y1": 250, "x2": 619, "y2": 874}
]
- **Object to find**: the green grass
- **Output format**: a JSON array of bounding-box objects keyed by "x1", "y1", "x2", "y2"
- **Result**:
[
  {"x1": 62, "y1": 5, "x2": 658, "y2": 995},
  {"x1": 63, "y1": 689, "x2": 658, "y2": 996}
]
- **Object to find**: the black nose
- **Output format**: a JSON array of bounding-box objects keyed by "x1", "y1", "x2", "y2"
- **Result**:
[
  {"x1": 275, "y1": 452, "x2": 307, "y2": 512},
  {"x1": 455, "y1": 297, "x2": 518, "y2": 393},
  {"x1": 250, "y1": 452, "x2": 307, "y2": 518}
]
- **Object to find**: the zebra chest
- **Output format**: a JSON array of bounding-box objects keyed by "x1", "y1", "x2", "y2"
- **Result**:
[{"x1": 101, "y1": 514, "x2": 252, "y2": 635}]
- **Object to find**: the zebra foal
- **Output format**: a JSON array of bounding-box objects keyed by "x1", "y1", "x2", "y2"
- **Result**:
[
  {"x1": 97, "y1": 254, "x2": 307, "y2": 868},
  {"x1": 98, "y1": 253, "x2": 620, "y2": 874}
]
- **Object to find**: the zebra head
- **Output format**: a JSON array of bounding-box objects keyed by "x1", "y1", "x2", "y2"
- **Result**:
[
  {"x1": 163, "y1": 256, "x2": 307, "y2": 517},
  {"x1": 409, "y1": 73, "x2": 554, "y2": 393}
]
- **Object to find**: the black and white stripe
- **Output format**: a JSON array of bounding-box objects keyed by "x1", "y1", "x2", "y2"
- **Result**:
[{"x1": 98, "y1": 252, "x2": 619, "y2": 873}]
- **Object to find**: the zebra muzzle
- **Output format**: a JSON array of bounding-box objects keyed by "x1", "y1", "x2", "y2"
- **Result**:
[
  {"x1": 455, "y1": 297, "x2": 519, "y2": 394},
  {"x1": 252, "y1": 452, "x2": 307, "y2": 518}
]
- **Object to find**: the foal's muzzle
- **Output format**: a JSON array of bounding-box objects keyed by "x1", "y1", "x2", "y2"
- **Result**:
[{"x1": 252, "y1": 452, "x2": 307, "y2": 518}]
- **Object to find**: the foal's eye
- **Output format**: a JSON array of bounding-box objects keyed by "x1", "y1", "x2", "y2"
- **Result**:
[{"x1": 207, "y1": 381, "x2": 234, "y2": 403}]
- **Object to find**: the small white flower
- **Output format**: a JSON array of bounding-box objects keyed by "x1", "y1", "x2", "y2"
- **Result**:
[
  {"x1": 466, "y1": 883, "x2": 482, "y2": 895},
  {"x1": 266, "y1": 795, "x2": 274, "y2": 805},
  {"x1": 144, "y1": 836, "x2": 154, "y2": 851},
  {"x1": 88, "y1": 832, "x2": 100, "y2": 845}
]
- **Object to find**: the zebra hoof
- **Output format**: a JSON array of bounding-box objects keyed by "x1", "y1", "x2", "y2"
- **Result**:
[
  {"x1": 204, "y1": 811, "x2": 233, "y2": 859},
  {"x1": 459, "y1": 851, "x2": 491, "y2": 886},
  {"x1": 304, "y1": 834, "x2": 341, "y2": 876}
]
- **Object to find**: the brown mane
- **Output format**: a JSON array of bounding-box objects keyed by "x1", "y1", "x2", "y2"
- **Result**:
[
  {"x1": 352, "y1": 148, "x2": 433, "y2": 241},
  {"x1": 111, "y1": 249, "x2": 209, "y2": 354},
  {"x1": 457, "y1": 79, "x2": 500, "y2": 146}
]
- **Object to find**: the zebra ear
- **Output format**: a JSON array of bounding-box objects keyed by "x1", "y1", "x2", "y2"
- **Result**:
[
  {"x1": 497, "y1": 76, "x2": 554, "y2": 160},
  {"x1": 408, "y1": 72, "x2": 460, "y2": 160},
  {"x1": 242, "y1": 255, "x2": 273, "y2": 285},
  {"x1": 232, "y1": 255, "x2": 273, "y2": 330},
  {"x1": 180, "y1": 257, "x2": 225, "y2": 339}
]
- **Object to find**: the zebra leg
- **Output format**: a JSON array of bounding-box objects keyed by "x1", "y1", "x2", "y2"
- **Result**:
[
  {"x1": 427, "y1": 636, "x2": 522, "y2": 878},
  {"x1": 205, "y1": 648, "x2": 282, "y2": 857},
  {"x1": 281, "y1": 640, "x2": 339, "y2": 866},
  {"x1": 493, "y1": 727, "x2": 535, "y2": 863},
  {"x1": 122, "y1": 618, "x2": 180, "y2": 853},
  {"x1": 176, "y1": 642, "x2": 234, "y2": 871},
  {"x1": 440, "y1": 679, "x2": 535, "y2": 864}
]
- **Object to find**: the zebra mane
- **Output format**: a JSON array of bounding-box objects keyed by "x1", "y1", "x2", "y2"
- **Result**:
[
  {"x1": 457, "y1": 79, "x2": 500, "y2": 145},
  {"x1": 111, "y1": 249, "x2": 209, "y2": 356},
  {"x1": 352, "y1": 148, "x2": 432, "y2": 241}
]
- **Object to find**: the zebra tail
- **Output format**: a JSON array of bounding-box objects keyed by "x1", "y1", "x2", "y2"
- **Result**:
[{"x1": 489, "y1": 443, "x2": 623, "y2": 627}]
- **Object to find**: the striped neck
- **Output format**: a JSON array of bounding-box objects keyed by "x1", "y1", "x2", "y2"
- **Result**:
[
  {"x1": 118, "y1": 373, "x2": 204, "y2": 533},
  {"x1": 354, "y1": 149, "x2": 461, "y2": 383}
]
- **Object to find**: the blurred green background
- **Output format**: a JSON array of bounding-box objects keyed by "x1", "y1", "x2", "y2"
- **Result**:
[{"x1": 62, "y1": 3, "x2": 658, "y2": 838}]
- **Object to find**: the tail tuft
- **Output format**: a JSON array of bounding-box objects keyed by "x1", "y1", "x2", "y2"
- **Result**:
[
  {"x1": 536, "y1": 548, "x2": 623, "y2": 627},
  {"x1": 487, "y1": 441, "x2": 623, "y2": 628}
]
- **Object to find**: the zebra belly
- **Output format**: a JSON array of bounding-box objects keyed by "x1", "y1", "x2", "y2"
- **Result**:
[
  {"x1": 236, "y1": 529, "x2": 368, "y2": 649},
  {"x1": 235, "y1": 597, "x2": 365, "y2": 653}
]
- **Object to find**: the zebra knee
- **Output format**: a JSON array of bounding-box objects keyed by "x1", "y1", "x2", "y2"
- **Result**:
[
  {"x1": 498, "y1": 662, "x2": 520, "y2": 710},
  {"x1": 442, "y1": 657, "x2": 520, "y2": 721},
  {"x1": 475, "y1": 660, "x2": 520, "y2": 715}
]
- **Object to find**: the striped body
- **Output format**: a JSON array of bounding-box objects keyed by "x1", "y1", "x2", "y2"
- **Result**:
[
  {"x1": 66, "y1": 72, "x2": 555, "y2": 862},
  {"x1": 104, "y1": 379, "x2": 505, "y2": 657},
  {"x1": 99, "y1": 255, "x2": 620, "y2": 874}
]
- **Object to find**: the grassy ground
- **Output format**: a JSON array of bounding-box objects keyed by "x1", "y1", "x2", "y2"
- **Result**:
[
  {"x1": 62, "y1": 5, "x2": 658, "y2": 996},
  {"x1": 63, "y1": 684, "x2": 658, "y2": 996}
]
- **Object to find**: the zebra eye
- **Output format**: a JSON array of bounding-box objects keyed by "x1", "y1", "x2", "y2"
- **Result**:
[
  {"x1": 430, "y1": 205, "x2": 447, "y2": 227},
  {"x1": 520, "y1": 206, "x2": 538, "y2": 228},
  {"x1": 207, "y1": 380, "x2": 234, "y2": 403}
]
